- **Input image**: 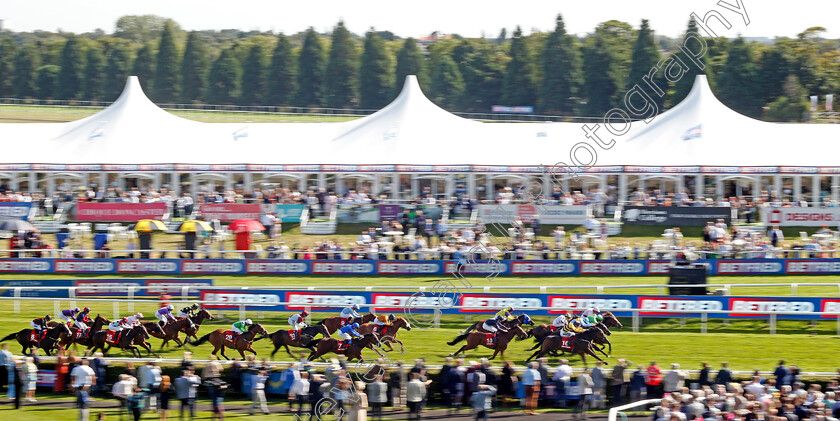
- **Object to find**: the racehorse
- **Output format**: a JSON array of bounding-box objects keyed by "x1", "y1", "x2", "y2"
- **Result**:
[
  {"x1": 189, "y1": 323, "x2": 268, "y2": 360},
  {"x1": 184, "y1": 308, "x2": 215, "y2": 341},
  {"x1": 448, "y1": 325, "x2": 528, "y2": 360},
  {"x1": 316, "y1": 313, "x2": 377, "y2": 336},
  {"x1": 462, "y1": 314, "x2": 535, "y2": 334},
  {"x1": 529, "y1": 312, "x2": 622, "y2": 355},
  {"x1": 131, "y1": 323, "x2": 163, "y2": 357},
  {"x1": 268, "y1": 324, "x2": 330, "y2": 357},
  {"x1": 1, "y1": 323, "x2": 72, "y2": 355},
  {"x1": 307, "y1": 333, "x2": 380, "y2": 362},
  {"x1": 144, "y1": 318, "x2": 196, "y2": 349},
  {"x1": 89, "y1": 324, "x2": 150, "y2": 358},
  {"x1": 355, "y1": 317, "x2": 412, "y2": 352},
  {"x1": 49, "y1": 314, "x2": 110, "y2": 349},
  {"x1": 526, "y1": 327, "x2": 610, "y2": 366}
]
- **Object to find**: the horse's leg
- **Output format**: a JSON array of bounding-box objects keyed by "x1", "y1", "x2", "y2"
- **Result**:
[
  {"x1": 158, "y1": 338, "x2": 169, "y2": 351},
  {"x1": 586, "y1": 346, "x2": 608, "y2": 365},
  {"x1": 285, "y1": 344, "x2": 294, "y2": 357},
  {"x1": 488, "y1": 348, "x2": 500, "y2": 360},
  {"x1": 450, "y1": 345, "x2": 467, "y2": 357}
]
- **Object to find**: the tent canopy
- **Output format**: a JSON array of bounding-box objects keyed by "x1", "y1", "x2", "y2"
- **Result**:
[{"x1": 1, "y1": 75, "x2": 836, "y2": 168}]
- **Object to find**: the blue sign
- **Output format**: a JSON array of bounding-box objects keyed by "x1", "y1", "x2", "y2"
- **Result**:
[
  {"x1": 0, "y1": 202, "x2": 32, "y2": 220},
  {"x1": 0, "y1": 279, "x2": 213, "y2": 297}
]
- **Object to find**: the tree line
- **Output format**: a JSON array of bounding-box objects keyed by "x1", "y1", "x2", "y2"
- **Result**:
[{"x1": 0, "y1": 14, "x2": 837, "y2": 121}]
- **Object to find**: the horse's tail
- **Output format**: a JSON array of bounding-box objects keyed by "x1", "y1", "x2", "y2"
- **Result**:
[
  {"x1": 462, "y1": 322, "x2": 478, "y2": 334},
  {"x1": 529, "y1": 335, "x2": 548, "y2": 351},
  {"x1": 447, "y1": 332, "x2": 470, "y2": 346},
  {"x1": 316, "y1": 318, "x2": 327, "y2": 325},
  {"x1": 0, "y1": 332, "x2": 17, "y2": 342},
  {"x1": 308, "y1": 339, "x2": 321, "y2": 349},
  {"x1": 190, "y1": 332, "x2": 212, "y2": 346}
]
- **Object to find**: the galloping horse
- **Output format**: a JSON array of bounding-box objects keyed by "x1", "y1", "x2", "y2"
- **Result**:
[
  {"x1": 529, "y1": 312, "x2": 623, "y2": 354},
  {"x1": 526, "y1": 327, "x2": 610, "y2": 366},
  {"x1": 307, "y1": 333, "x2": 380, "y2": 362},
  {"x1": 355, "y1": 317, "x2": 412, "y2": 351},
  {"x1": 49, "y1": 314, "x2": 110, "y2": 349},
  {"x1": 463, "y1": 314, "x2": 535, "y2": 334},
  {"x1": 89, "y1": 324, "x2": 150, "y2": 358},
  {"x1": 268, "y1": 324, "x2": 330, "y2": 357},
  {"x1": 184, "y1": 308, "x2": 215, "y2": 341},
  {"x1": 190, "y1": 323, "x2": 268, "y2": 360},
  {"x1": 1, "y1": 323, "x2": 72, "y2": 355},
  {"x1": 144, "y1": 318, "x2": 195, "y2": 349},
  {"x1": 130, "y1": 323, "x2": 163, "y2": 357},
  {"x1": 316, "y1": 313, "x2": 377, "y2": 336},
  {"x1": 448, "y1": 325, "x2": 528, "y2": 360}
]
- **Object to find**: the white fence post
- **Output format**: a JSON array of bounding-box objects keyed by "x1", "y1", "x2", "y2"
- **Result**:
[
  {"x1": 54, "y1": 300, "x2": 60, "y2": 319},
  {"x1": 113, "y1": 301, "x2": 120, "y2": 319},
  {"x1": 13, "y1": 287, "x2": 20, "y2": 314},
  {"x1": 700, "y1": 313, "x2": 707, "y2": 334},
  {"x1": 127, "y1": 287, "x2": 135, "y2": 314},
  {"x1": 632, "y1": 311, "x2": 639, "y2": 333},
  {"x1": 69, "y1": 287, "x2": 76, "y2": 310},
  {"x1": 239, "y1": 303, "x2": 246, "y2": 321},
  {"x1": 770, "y1": 314, "x2": 777, "y2": 335}
]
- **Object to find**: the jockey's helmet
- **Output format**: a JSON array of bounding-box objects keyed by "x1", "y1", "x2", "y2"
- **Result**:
[
  {"x1": 192, "y1": 303, "x2": 200, "y2": 309},
  {"x1": 83, "y1": 307, "x2": 91, "y2": 312},
  {"x1": 352, "y1": 323, "x2": 360, "y2": 328},
  {"x1": 596, "y1": 314, "x2": 604, "y2": 322},
  {"x1": 136, "y1": 312, "x2": 143, "y2": 318},
  {"x1": 388, "y1": 314, "x2": 395, "y2": 321},
  {"x1": 74, "y1": 307, "x2": 80, "y2": 312},
  {"x1": 352, "y1": 304, "x2": 360, "y2": 311},
  {"x1": 301, "y1": 310, "x2": 309, "y2": 317},
  {"x1": 592, "y1": 306, "x2": 600, "y2": 313},
  {"x1": 245, "y1": 319, "x2": 253, "y2": 325},
  {"x1": 507, "y1": 306, "x2": 514, "y2": 312},
  {"x1": 167, "y1": 304, "x2": 174, "y2": 311},
  {"x1": 45, "y1": 315, "x2": 51, "y2": 321}
]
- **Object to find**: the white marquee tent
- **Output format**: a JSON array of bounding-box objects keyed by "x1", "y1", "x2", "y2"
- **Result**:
[{"x1": 1, "y1": 74, "x2": 838, "y2": 202}]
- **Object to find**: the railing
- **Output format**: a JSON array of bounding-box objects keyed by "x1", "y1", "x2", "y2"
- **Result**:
[{"x1": 609, "y1": 399, "x2": 661, "y2": 421}]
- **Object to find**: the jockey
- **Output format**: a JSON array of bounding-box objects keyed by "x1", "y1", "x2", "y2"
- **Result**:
[
  {"x1": 494, "y1": 306, "x2": 516, "y2": 323},
  {"x1": 125, "y1": 312, "x2": 143, "y2": 327},
  {"x1": 59, "y1": 307, "x2": 79, "y2": 324},
  {"x1": 108, "y1": 317, "x2": 131, "y2": 332},
  {"x1": 156, "y1": 305, "x2": 177, "y2": 327},
  {"x1": 581, "y1": 306, "x2": 601, "y2": 318},
  {"x1": 373, "y1": 314, "x2": 394, "y2": 327},
  {"x1": 75, "y1": 307, "x2": 92, "y2": 331},
  {"x1": 231, "y1": 319, "x2": 253, "y2": 339},
  {"x1": 340, "y1": 304, "x2": 362, "y2": 323},
  {"x1": 31, "y1": 315, "x2": 51, "y2": 332},
  {"x1": 177, "y1": 303, "x2": 200, "y2": 319},
  {"x1": 551, "y1": 312, "x2": 573, "y2": 331},
  {"x1": 564, "y1": 316, "x2": 586, "y2": 334},
  {"x1": 482, "y1": 317, "x2": 509, "y2": 337},
  {"x1": 288, "y1": 311, "x2": 308, "y2": 333},
  {"x1": 338, "y1": 322, "x2": 362, "y2": 342},
  {"x1": 580, "y1": 314, "x2": 604, "y2": 328}
]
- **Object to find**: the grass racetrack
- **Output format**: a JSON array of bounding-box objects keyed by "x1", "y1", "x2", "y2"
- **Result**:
[{"x1": 1, "y1": 274, "x2": 840, "y2": 372}]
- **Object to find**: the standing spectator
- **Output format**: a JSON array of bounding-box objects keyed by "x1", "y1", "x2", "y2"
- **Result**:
[
  {"x1": 289, "y1": 370, "x2": 310, "y2": 416},
  {"x1": 71, "y1": 358, "x2": 96, "y2": 421},
  {"x1": 174, "y1": 369, "x2": 201, "y2": 420},
  {"x1": 308, "y1": 373, "x2": 326, "y2": 418},
  {"x1": 775, "y1": 360, "x2": 790, "y2": 388},
  {"x1": 769, "y1": 225, "x2": 784, "y2": 247},
  {"x1": 229, "y1": 358, "x2": 243, "y2": 394},
  {"x1": 92, "y1": 352, "x2": 109, "y2": 396},
  {"x1": 611, "y1": 359, "x2": 627, "y2": 406},
  {"x1": 646, "y1": 361, "x2": 663, "y2": 399},
  {"x1": 12, "y1": 357, "x2": 23, "y2": 409},
  {"x1": 471, "y1": 384, "x2": 497, "y2": 421},
  {"x1": 111, "y1": 374, "x2": 136, "y2": 417},
  {"x1": 591, "y1": 361, "x2": 605, "y2": 409},
  {"x1": 663, "y1": 363, "x2": 687, "y2": 394},
  {"x1": 554, "y1": 359, "x2": 573, "y2": 408},
  {"x1": 390, "y1": 361, "x2": 406, "y2": 409},
  {"x1": 147, "y1": 361, "x2": 162, "y2": 411},
  {"x1": 522, "y1": 361, "x2": 541, "y2": 415},
  {"x1": 499, "y1": 360, "x2": 516, "y2": 407},
  {"x1": 24, "y1": 356, "x2": 37, "y2": 402},
  {"x1": 159, "y1": 375, "x2": 172, "y2": 421},
  {"x1": 249, "y1": 369, "x2": 270, "y2": 415},
  {"x1": 576, "y1": 367, "x2": 594, "y2": 420},
  {"x1": 367, "y1": 372, "x2": 387, "y2": 421},
  {"x1": 127, "y1": 387, "x2": 147, "y2": 421},
  {"x1": 439, "y1": 357, "x2": 454, "y2": 410},
  {"x1": 698, "y1": 362, "x2": 712, "y2": 387},
  {"x1": 205, "y1": 377, "x2": 228, "y2": 421},
  {"x1": 629, "y1": 366, "x2": 646, "y2": 404},
  {"x1": 0, "y1": 343, "x2": 11, "y2": 394},
  {"x1": 202, "y1": 355, "x2": 222, "y2": 382},
  {"x1": 348, "y1": 381, "x2": 368, "y2": 421},
  {"x1": 715, "y1": 362, "x2": 733, "y2": 389},
  {"x1": 406, "y1": 372, "x2": 426, "y2": 421},
  {"x1": 537, "y1": 358, "x2": 550, "y2": 403}
]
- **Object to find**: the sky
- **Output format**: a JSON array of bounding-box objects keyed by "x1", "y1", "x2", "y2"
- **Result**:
[{"x1": 1, "y1": 0, "x2": 838, "y2": 39}]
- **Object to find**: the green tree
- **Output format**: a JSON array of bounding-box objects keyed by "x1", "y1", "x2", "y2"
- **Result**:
[
  {"x1": 57, "y1": 35, "x2": 85, "y2": 99},
  {"x1": 764, "y1": 75, "x2": 808, "y2": 121},
  {"x1": 716, "y1": 37, "x2": 761, "y2": 117},
  {"x1": 103, "y1": 42, "x2": 132, "y2": 101},
  {"x1": 153, "y1": 21, "x2": 180, "y2": 102},
  {"x1": 12, "y1": 45, "x2": 39, "y2": 98},
  {"x1": 239, "y1": 43, "x2": 268, "y2": 105},
  {"x1": 359, "y1": 30, "x2": 393, "y2": 109},
  {"x1": 83, "y1": 45, "x2": 106, "y2": 101},
  {"x1": 452, "y1": 38, "x2": 505, "y2": 111},
  {"x1": 394, "y1": 38, "x2": 428, "y2": 95},
  {"x1": 324, "y1": 21, "x2": 359, "y2": 108},
  {"x1": 180, "y1": 32, "x2": 210, "y2": 103},
  {"x1": 266, "y1": 32, "x2": 296, "y2": 105},
  {"x1": 628, "y1": 19, "x2": 666, "y2": 111},
  {"x1": 207, "y1": 46, "x2": 241, "y2": 104},
  {"x1": 757, "y1": 42, "x2": 792, "y2": 104},
  {"x1": 581, "y1": 35, "x2": 621, "y2": 115},
  {"x1": 132, "y1": 44, "x2": 155, "y2": 93},
  {"x1": 114, "y1": 15, "x2": 175, "y2": 44},
  {"x1": 36, "y1": 65, "x2": 60, "y2": 99},
  {"x1": 429, "y1": 55, "x2": 464, "y2": 109},
  {"x1": 294, "y1": 28, "x2": 325, "y2": 107},
  {"x1": 0, "y1": 38, "x2": 16, "y2": 97},
  {"x1": 501, "y1": 26, "x2": 537, "y2": 106},
  {"x1": 672, "y1": 18, "x2": 711, "y2": 105},
  {"x1": 540, "y1": 14, "x2": 582, "y2": 114}
]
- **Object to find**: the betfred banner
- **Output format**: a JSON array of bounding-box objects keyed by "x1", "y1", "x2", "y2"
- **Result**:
[
  {"x1": 199, "y1": 289, "x2": 838, "y2": 320},
  {"x1": 0, "y1": 279, "x2": 211, "y2": 297},
  {"x1": 199, "y1": 204, "x2": 262, "y2": 222},
  {"x1": 0, "y1": 259, "x2": 52, "y2": 273},
  {"x1": 477, "y1": 205, "x2": 590, "y2": 225},
  {"x1": 0, "y1": 202, "x2": 33, "y2": 220},
  {"x1": 75, "y1": 202, "x2": 167, "y2": 221},
  {"x1": 622, "y1": 206, "x2": 732, "y2": 226},
  {"x1": 762, "y1": 207, "x2": 840, "y2": 227},
  {"x1": 275, "y1": 204, "x2": 305, "y2": 222}
]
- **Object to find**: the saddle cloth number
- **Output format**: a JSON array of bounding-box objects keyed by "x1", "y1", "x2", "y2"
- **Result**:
[
  {"x1": 224, "y1": 331, "x2": 236, "y2": 342},
  {"x1": 75, "y1": 329, "x2": 88, "y2": 339},
  {"x1": 106, "y1": 330, "x2": 119, "y2": 345},
  {"x1": 288, "y1": 330, "x2": 298, "y2": 341},
  {"x1": 337, "y1": 340, "x2": 350, "y2": 351},
  {"x1": 484, "y1": 334, "x2": 495, "y2": 347},
  {"x1": 561, "y1": 336, "x2": 573, "y2": 350}
]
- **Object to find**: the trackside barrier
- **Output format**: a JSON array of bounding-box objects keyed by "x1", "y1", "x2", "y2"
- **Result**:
[
  {"x1": 609, "y1": 399, "x2": 661, "y2": 421},
  {"x1": 4, "y1": 297, "x2": 840, "y2": 335}
]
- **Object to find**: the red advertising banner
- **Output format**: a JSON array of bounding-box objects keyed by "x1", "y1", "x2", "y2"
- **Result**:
[
  {"x1": 198, "y1": 204, "x2": 262, "y2": 222},
  {"x1": 76, "y1": 203, "x2": 167, "y2": 221}
]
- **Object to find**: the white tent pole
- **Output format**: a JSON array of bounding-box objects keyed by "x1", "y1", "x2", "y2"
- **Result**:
[
  {"x1": 793, "y1": 175, "x2": 802, "y2": 203},
  {"x1": 390, "y1": 173, "x2": 399, "y2": 200},
  {"x1": 833, "y1": 176, "x2": 839, "y2": 203},
  {"x1": 678, "y1": 175, "x2": 685, "y2": 196},
  {"x1": 372, "y1": 174, "x2": 381, "y2": 197},
  {"x1": 336, "y1": 174, "x2": 344, "y2": 196},
  {"x1": 298, "y1": 173, "x2": 307, "y2": 192},
  {"x1": 753, "y1": 177, "x2": 761, "y2": 200},
  {"x1": 715, "y1": 175, "x2": 723, "y2": 201},
  {"x1": 411, "y1": 175, "x2": 419, "y2": 199},
  {"x1": 445, "y1": 174, "x2": 454, "y2": 200},
  {"x1": 99, "y1": 172, "x2": 107, "y2": 192},
  {"x1": 190, "y1": 173, "x2": 198, "y2": 198},
  {"x1": 695, "y1": 174, "x2": 703, "y2": 200},
  {"x1": 318, "y1": 173, "x2": 326, "y2": 191},
  {"x1": 469, "y1": 174, "x2": 478, "y2": 200},
  {"x1": 812, "y1": 175, "x2": 821, "y2": 206},
  {"x1": 46, "y1": 176, "x2": 55, "y2": 197},
  {"x1": 619, "y1": 174, "x2": 628, "y2": 205},
  {"x1": 485, "y1": 175, "x2": 493, "y2": 201}
]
